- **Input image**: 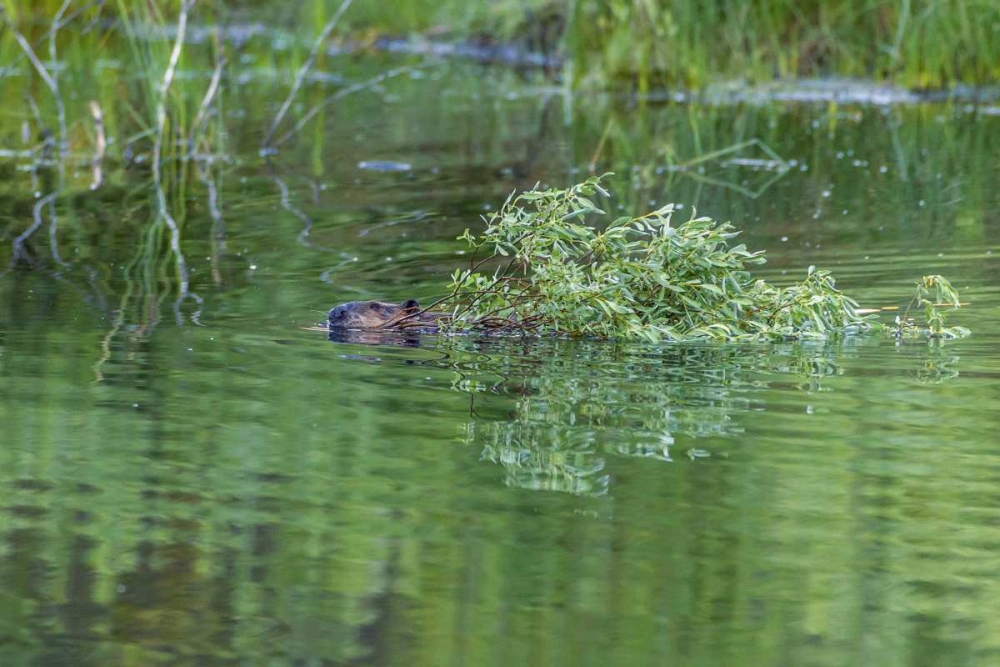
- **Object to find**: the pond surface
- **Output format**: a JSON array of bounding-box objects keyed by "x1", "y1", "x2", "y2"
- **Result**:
[{"x1": 2, "y1": 55, "x2": 1000, "y2": 666}]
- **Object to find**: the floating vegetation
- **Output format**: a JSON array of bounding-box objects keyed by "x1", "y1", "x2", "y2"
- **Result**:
[
  {"x1": 893, "y1": 275, "x2": 970, "y2": 340},
  {"x1": 433, "y1": 176, "x2": 967, "y2": 342}
]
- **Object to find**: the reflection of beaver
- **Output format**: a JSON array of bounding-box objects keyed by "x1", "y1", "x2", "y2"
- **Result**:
[{"x1": 328, "y1": 300, "x2": 446, "y2": 330}]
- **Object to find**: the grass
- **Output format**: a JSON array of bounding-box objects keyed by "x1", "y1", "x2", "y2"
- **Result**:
[
  {"x1": 9, "y1": 1, "x2": 998, "y2": 89},
  {"x1": 561, "y1": 0, "x2": 1000, "y2": 89}
]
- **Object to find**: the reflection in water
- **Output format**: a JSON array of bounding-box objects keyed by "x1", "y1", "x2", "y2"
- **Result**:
[
  {"x1": 1, "y1": 37, "x2": 999, "y2": 667},
  {"x1": 451, "y1": 339, "x2": 868, "y2": 495}
]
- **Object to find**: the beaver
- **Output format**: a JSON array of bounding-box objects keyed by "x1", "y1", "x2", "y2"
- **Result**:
[{"x1": 328, "y1": 299, "x2": 446, "y2": 330}]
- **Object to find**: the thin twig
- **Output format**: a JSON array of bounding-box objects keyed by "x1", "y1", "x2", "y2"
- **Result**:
[
  {"x1": 2, "y1": 5, "x2": 67, "y2": 158},
  {"x1": 152, "y1": 0, "x2": 194, "y2": 297},
  {"x1": 274, "y1": 64, "x2": 422, "y2": 148},
  {"x1": 49, "y1": 0, "x2": 72, "y2": 158},
  {"x1": 188, "y1": 50, "x2": 226, "y2": 157},
  {"x1": 10, "y1": 0, "x2": 105, "y2": 69},
  {"x1": 261, "y1": 0, "x2": 354, "y2": 150}
]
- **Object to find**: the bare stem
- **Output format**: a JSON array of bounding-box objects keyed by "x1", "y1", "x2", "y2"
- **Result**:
[
  {"x1": 274, "y1": 64, "x2": 423, "y2": 148},
  {"x1": 1, "y1": 5, "x2": 67, "y2": 159},
  {"x1": 261, "y1": 0, "x2": 354, "y2": 150},
  {"x1": 152, "y1": 0, "x2": 195, "y2": 296},
  {"x1": 49, "y1": 0, "x2": 72, "y2": 158},
  {"x1": 188, "y1": 48, "x2": 226, "y2": 157}
]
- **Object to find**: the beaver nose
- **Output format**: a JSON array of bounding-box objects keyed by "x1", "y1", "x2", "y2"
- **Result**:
[{"x1": 328, "y1": 306, "x2": 345, "y2": 322}]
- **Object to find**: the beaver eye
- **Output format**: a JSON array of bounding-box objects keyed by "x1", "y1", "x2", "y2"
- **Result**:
[{"x1": 370, "y1": 302, "x2": 382, "y2": 311}]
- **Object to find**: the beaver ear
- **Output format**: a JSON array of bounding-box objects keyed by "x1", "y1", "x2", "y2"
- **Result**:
[{"x1": 400, "y1": 299, "x2": 420, "y2": 313}]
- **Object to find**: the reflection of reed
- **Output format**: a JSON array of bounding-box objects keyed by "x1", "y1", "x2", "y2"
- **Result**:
[
  {"x1": 198, "y1": 162, "x2": 227, "y2": 287},
  {"x1": 9, "y1": 192, "x2": 57, "y2": 268}
]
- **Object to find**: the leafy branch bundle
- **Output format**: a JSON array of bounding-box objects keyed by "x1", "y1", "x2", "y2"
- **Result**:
[{"x1": 439, "y1": 176, "x2": 966, "y2": 342}]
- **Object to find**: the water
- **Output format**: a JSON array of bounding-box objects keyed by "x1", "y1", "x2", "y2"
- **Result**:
[{"x1": 2, "y1": 55, "x2": 1000, "y2": 666}]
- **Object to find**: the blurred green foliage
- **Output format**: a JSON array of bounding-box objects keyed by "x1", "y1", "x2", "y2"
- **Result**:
[{"x1": 6, "y1": 0, "x2": 1000, "y2": 89}]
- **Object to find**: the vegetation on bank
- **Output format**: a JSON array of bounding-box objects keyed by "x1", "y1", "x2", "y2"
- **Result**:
[
  {"x1": 6, "y1": 1, "x2": 1000, "y2": 89},
  {"x1": 558, "y1": 0, "x2": 1000, "y2": 89},
  {"x1": 433, "y1": 177, "x2": 967, "y2": 342}
]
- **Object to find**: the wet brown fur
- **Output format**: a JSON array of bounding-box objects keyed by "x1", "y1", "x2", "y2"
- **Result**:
[{"x1": 327, "y1": 299, "x2": 445, "y2": 330}]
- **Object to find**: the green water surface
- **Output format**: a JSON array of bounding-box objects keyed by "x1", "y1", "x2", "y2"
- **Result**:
[{"x1": 2, "y1": 56, "x2": 1000, "y2": 666}]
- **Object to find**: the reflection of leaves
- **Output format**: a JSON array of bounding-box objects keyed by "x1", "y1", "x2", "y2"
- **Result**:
[
  {"x1": 450, "y1": 337, "x2": 881, "y2": 496},
  {"x1": 914, "y1": 343, "x2": 961, "y2": 384},
  {"x1": 479, "y1": 422, "x2": 612, "y2": 496}
]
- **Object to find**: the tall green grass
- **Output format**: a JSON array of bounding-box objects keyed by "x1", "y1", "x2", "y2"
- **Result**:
[
  {"x1": 563, "y1": 0, "x2": 1000, "y2": 89},
  {"x1": 6, "y1": 1, "x2": 998, "y2": 88}
]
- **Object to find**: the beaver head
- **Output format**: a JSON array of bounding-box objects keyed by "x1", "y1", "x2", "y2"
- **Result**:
[{"x1": 328, "y1": 299, "x2": 426, "y2": 329}]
